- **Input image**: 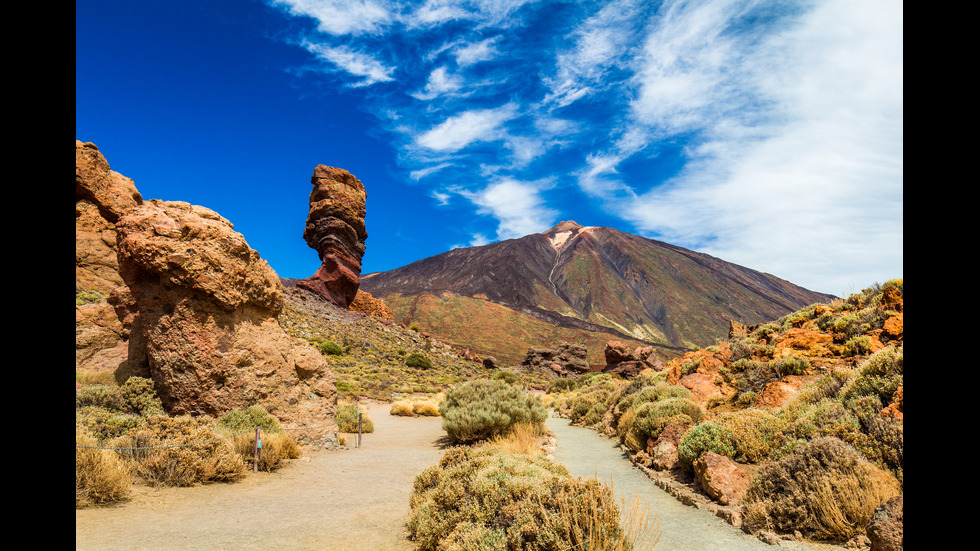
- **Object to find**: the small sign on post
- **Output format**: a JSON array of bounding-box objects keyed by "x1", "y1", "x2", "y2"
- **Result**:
[{"x1": 253, "y1": 427, "x2": 261, "y2": 473}]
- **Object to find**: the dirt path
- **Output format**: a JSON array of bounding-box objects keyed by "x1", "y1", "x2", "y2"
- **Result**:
[
  {"x1": 75, "y1": 402, "x2": 445, "y2": 551},
  {"x1": 547, "y1": 415, "x2": 848, "y2": 551},
  {"x1": 78, "y1": 405, "x2": 852, "y2": 551}
]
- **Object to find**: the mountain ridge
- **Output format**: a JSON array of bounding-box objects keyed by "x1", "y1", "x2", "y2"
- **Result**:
[{"x1": 360, "y1": 221, "x2": 835, "y2": 363}]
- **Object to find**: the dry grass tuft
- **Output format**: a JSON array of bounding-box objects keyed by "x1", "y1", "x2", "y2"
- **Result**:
[
  {"x1": 485, "y1": 422, "x2": 544, "y2": 456},
  {"x1": 76, "y1": 427, "x2": 132, "y2": 507}
]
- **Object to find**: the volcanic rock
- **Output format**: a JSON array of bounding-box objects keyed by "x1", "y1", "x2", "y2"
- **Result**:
[
  {"x1": 349, "y1": 289, "x2": 394, "y2": 322},
  {"x1": 866, "y1": 494, "x2": 903, "y2": 551},
  {"x1": 520, "y1": 342, "x2": 590, "y2": 377},
  {"x1": 602, "y1": 341, "x2": 665, "y2": 377},
  {"x1": 76, "y1": 140, "x2": 144, "y2": 371},
  {"x1": 115, "y1": 198, "x2": 337, "y2": 439},
  {"x1": 693, "y1": 452, "x2": 751, "y2": 506},
  {"x1": 296, "y1": 165, "x2": 367, "y2": 309}
]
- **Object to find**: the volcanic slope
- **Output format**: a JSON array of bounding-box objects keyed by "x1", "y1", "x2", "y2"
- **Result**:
[{"x1": 360, "y1": 221, "x2": 835, "y2": 365}]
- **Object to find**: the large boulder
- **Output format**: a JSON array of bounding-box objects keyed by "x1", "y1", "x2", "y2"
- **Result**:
[
  {"x1": 519, "y1": 342, "x2": 590, "y2": 377},
  {"x1": 693, "y1": 452, "x2": 751, "y2": 506},
  {"x1": 296, "y1": 165, "x2": 368, "y2": 309},
  {"x1": 602, "y1": 341, "x2": 665, "y2": 377},
  {"x1": 76, "y1": 140, "x2": 143, "y2": 372},
  {"x1": 115, "y1": 198, "x2": 337, "y2": 441}
]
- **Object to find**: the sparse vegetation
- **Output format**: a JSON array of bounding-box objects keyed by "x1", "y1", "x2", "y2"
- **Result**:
[
  {"x1": 336, "y1": 403, "x2": 374, "y2": 433},
  {"x1": 439, "y1": 379, "x2": 547, "y2": 444},
  {"x1": 404, "y1": 352, "x2": 433, "y2": 369},
  {"x1": 407, "y1": 446, "x2": 657, "y2": 551}
]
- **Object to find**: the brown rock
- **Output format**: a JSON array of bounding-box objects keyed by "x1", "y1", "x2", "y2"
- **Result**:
[
  {"x1": 693, "y1": 452, "x2": 750, "y2": 505},
  {"x1": 604, "y1": 341, "x2": 635, "y2": 364},
  {"x1": 296, "y1": 165, "x2": 368, "y2": 309},
  {"x1": 348, "y1": 289, "x2": 394, "y2": 322},
  {"x1": 520, "y1": 342, "x2": 589, "y2": 377},
  {"x1": 76, "y1": 140, "x2": 144, "y2": 371},
  {"x1": 866, "y1": 494, "x2": 903, "y2": 551},
  {"x1": 649, "y1": 440, "x2": 679, "y2": 471},
  {"x1": 883, "y1": 313, "x2": 903, "y2": 339},
  {"x1": 880, "y1": 386, "x2": 903, "y2": 422},
  {"x1": 115, "y1": 199, "x2": 337, "y2": 439}
]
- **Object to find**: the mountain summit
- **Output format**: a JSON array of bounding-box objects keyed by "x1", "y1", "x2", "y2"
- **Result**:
[{"x1": 360, "y1": 223, "x2": 834, "y2": 364}]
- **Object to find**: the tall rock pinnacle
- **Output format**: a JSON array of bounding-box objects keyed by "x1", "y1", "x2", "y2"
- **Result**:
[{"x1": 296, "y1": 165, "x2": 368, "y2": 308}]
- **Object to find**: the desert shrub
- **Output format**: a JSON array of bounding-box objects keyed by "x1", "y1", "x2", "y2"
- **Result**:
[
  {"x1": 771, "y1": 355, "x2": 810, "y2": 376},
  {"x1": 439, "y1": 379, "x2": 547, "y2": 443},
  {"x1": 486, "y1": 422, "x2": 545, "y2": 456},
  {"x1": 547, "y1": 377, "x2": 578, "y2": 393},
  {"x1": 780, "y1": 398, "x2": 863, "y2": 447},
  {"x1": 743, "y1": 437, "x2": 900, "y2": 541},
  {"x1": 229, "y1": 430, "x2": 301, "y2": 472},
  {"x1": 677, "y1": 422, "x2": 735, "y2": 470},
  {"x1": 390, "y1": 400, "x2": 416, "y2": 417},
  {"x1": 218, "y1": 406, "x2": 282, "y2": 432},
  {"x1": 320, "y1": 340, "x2": 344, "y2": 355},
  {"x1": 566, "y1": 380, "x2": 620, "y2": 426},
  {"x1": 576, "y1": 371, "x2": 615, "y2": 386},
  {"x1": 405, "y1": 352, "x2": 434, "y2": 369},
  {"x1": 408, "y1": 447, "x2": 647, "y2": 551},
  {"x1": 75, "y1": 407, "x2": 141, "y2": 440},
  {"x1": 619, "y1": 397, "x2": 702, "y2": 453},
  {"x1": 76, "y1": 426, "x2": 132, "y2": 507},
  {"x1": 491, "y1": 370, "x2": 521, "y2": 385},
  {"x1": 715, "y1": 409, "x2": 787, "y2": 463},
  {"x1": 108, "y1": 415, "x2": 246, "y2": 486},
  {"x1": 75, "y1": 376, "x2": 164, "y2": 417},
  {"x1": 839, "y1": 345, "x2": 903, "y2": 409},
  {"x1": 336, "y1": 404, "x2": 374, "y2": 433}
]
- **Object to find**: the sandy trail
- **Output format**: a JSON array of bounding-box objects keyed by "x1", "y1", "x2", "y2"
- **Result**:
[
  {"x1": 75, "y1": 402, "x2": 445, "y2": 551},
  {"x1": 77, "y1": 405, "x2": 849, "y2": 551}
]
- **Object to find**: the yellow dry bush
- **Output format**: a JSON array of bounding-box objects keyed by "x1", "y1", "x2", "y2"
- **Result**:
[
  {"x1": 230, "y1": 431, "x2": 301, "y2": 472},
  {"x1": 485, "y1": 422, "x2": 544, "y2": 456},
  {"x1": 108, "y1": 415, "x2": 246, "y2": 487},
  {"x1": 412, "y1": 399, "x2": 441, "y2": 417},
  {"x1": 76, "y1": 427, "x2": 132, "y2": 508},
  {"x1": 715, "y1": 408, "x2": 787, "y2": 464},
  {"x1": 390, "y1": 400, "x2": 416, "y2": 417}
]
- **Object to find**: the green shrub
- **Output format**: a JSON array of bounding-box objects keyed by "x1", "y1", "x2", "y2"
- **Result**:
[
  {"x1": 839, "y1": 345, "x2": 903, "y2": 408},
  {"x1": 336, "y1": 404, "x2": 374, "y2": 433},
  {"x1": 75, "y1": 376, "x2": 164, "y2": 416},
  {"x1": 772, "y1": 355, "x2": 810, "y2": 376},
  {"x1": 491, "y1": 370, "x2": 521, "y2": 385},
  {"x1": 619, "y1": 397, "x2": 702, "y2": 452},
  {"x1": 547, "y1": 378, "x2": 578, "y2": 393},
  {"x1": 677, "y1": 422, "x2": 735, "y2": 470},
  {"x1": 405, "y1": 352, "x2": 433, "y2": 369},
  {"x1": 715, "y1": 409, "x2": 787, "y2": 464},
  {"x1": 408, "y1": 447, "x2": 640, "y2": 551},
  {"x1": 743, "y1": 437, "x2": 900, "y2": 541},
  {"x1": 439, "y1": 379, "x2": 547, "y2": 443},
  {"x1": 320, "y1": 340, "x2": 344, "y2": 355},
  {"x1": 218, "y1": 406, "x2": 282, "y2": 432}
]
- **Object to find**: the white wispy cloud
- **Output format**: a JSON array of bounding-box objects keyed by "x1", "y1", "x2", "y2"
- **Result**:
[
  {"x1": 460, "y1": 178, "x2": 557, "y2": 240},
  {"x1": 604, "y1": 0, "x2": 903, "y2": 294},
  {"x1": 302, "y1": 41, "x2": 395, "y2": 86},
  {"x1": 454, "y1": 37, "x2": 499, "y2": 66},
  {"x1": 415, "y1": 103, "x2": 519, "y2": 152},
  {"x1": 411, "y1": 66, "x2": 465, "y2": 100},
  {"x1": 272, "y1": 0, "x2": 393, "y2": 36}
]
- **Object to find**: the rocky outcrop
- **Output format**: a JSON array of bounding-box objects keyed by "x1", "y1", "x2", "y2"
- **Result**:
[
  {"x1": 349, "y1": 289, "x2": 393, "y2": 322},
  {"x1": 519, "y1": 342, "x2": 590, "y2": 377},
  {"x1": 866, "y1": 494, "x2": 903, "y2": 551},
  {"x1": 76, "y1": 140, "x2": 144, "y2": 373},
  {"x1": 601, "y1": 340, "x2": 665, "y2": 377},
  {"x1": 297, "y1": 165, "x2": 367, "y2": 309},
  {"x1": 115, "y1": 198, "x2": 337, "y2": 442}
]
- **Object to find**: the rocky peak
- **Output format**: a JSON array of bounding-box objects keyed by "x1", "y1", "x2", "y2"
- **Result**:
[{"x1": 297, "y1": 165, "x2": 368, "y2": 309}]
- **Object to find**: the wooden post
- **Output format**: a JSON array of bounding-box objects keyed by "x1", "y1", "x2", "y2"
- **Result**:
[
  {"x1": 357, "y1": 412, "x2": 363, "y2": 448},
  {"x1": 253, "y1": 427, "x2": 260, "y2": 473}
]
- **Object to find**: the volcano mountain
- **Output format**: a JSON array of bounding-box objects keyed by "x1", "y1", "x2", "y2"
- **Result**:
[{"x1": 359, "y1": 221, "x2": 835, "y2": 366}]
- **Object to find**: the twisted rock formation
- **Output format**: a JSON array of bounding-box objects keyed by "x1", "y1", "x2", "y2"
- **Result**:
[{"x1": 297, "y1": 165, "x2": 367, "y2": 309}]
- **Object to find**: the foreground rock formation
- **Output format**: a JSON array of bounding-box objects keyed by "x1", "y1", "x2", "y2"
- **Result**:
[
  {"x1": 602, "y1": 340, "x2": 666, "y2": 377},
  {"x1": 115, "y1": 198, "x2": 338, "y2": 441},
  {"x1": 76, "y1": 141, "x2": 144, "y2": 372},
  {"x1": 297, "y1": 165, "x2": 368, "y2": 309}
]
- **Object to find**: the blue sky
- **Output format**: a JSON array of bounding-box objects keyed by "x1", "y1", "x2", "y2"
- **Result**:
[{"x1": 76, "y1": 0, "x2": 902, "y2": 297}]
